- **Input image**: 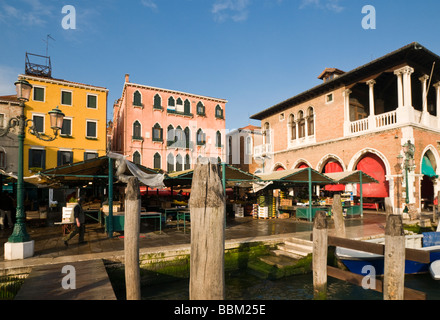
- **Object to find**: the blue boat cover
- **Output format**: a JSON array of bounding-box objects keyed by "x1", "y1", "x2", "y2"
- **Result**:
[{"x1": 423, "y1": 232, "x2": 440, "y2": 247}]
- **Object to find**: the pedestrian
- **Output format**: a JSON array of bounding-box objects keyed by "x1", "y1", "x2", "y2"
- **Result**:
[{"x1": 63, "y1": 196, "x2": 87, "y2": 246}]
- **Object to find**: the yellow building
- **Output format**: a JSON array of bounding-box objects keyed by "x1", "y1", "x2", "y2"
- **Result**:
[{"x1": 17, "y1": 74, "x2": 108, "y2": 177}]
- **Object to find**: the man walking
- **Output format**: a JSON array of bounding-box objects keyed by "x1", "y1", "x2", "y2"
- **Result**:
[{"x1": 64, "y1": 197, "x2": 86, "y2": 246}]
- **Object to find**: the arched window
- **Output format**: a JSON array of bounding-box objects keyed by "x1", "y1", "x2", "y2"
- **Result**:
[
  {"x1": 215, "y1": 105, "x2": 223, "y2": 119},
  {"x1": 167, "y1": 125, "x2": 175, "y2": 146},
  {"x1": 307, "y1": 107, "x2": 314, "y2": 136},
  {"x1": 176, "y1": 98, "x2": 183, "y2": 112},
  {"x1": 245, "y1": 136, "x2": 253, "y2": 155},
  {"x1": 167, "y1": 153, "x2": 175, "y2": 172},
  {"x1": 152, "y1": 123, "x2": 163, "y2": 142},
  {"x1": 133, "y1": 151, "x2": 141, "y2": 165},
  {"x1": 289, "y1": 114, "x2": 296, "y2": 141},
  {"x1": 133, "y1": 90, "x2": 142, "y2": 107},
  {"x1": 184, "y1": 127, "x2": 190, "y2": 149},
  {"x1": 154, "y1": 94, "x2": 162, "y2": 109},
  {"x1": 154, "y1": 153, "x2": 161, "y2": 169},
  {"x1": 175, "y1": 126, "x2": 184, "y2": 148},
  {"x1": 184, "y1": 99, "x2": 191, "y2": 115},
  {"x1": 184, "y1": 154, "x2": 191, "y2": 170},
  {"x1": 197, "y1": 102, "x2": 205, "y2": 115},
  {"x1": 216, "y1": 131, "x2": 222, "y2": 148},
  {"x1": 197, "y1": 129, "x2": 206, "y2": 146},
  {"x1": 168, "y1": 96, "x2": 175, "y2": 110},
  {"x1": 298, "y1": 111, "x2": 305, "y2": 138},
  {"x1": 176, "y1": 154, "x2": 183, "y2": 172},
  {"x1": 132, "y1": 121, "x2": 142, "y2": 139},
  {"x1": 263, "y1": 122, "x2": 271, "y2": 145}
]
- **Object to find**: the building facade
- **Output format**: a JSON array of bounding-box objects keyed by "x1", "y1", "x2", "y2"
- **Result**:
[
  {"x1": 17, "y1": 73, "x2": 108, "y2": 177},
  {"x1": 111, "y1": 74, "x2": 227, "y2": 172},
  {"x1": 251, "y1": 42, "x2": 440, "y2": 214},
  {"x1": 0, "y1": 95, "x2": 21, "y2": 176}
]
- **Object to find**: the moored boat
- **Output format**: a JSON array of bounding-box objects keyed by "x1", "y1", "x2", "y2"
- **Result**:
[{"x1": 335, "y1": 233, "x2": 440, "y2": 275}]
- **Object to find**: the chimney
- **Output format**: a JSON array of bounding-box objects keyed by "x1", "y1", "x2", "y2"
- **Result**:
[{"x1": 125, "y1": 74, "x2": 130, "y2": 83}]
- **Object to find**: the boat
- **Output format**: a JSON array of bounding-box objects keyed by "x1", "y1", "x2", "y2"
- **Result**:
[
  {"x1": 430, "y1": 260, "x2": 440, "y2": 280},
  {"x1": 335, "y1": 233, "x2": 440, "y2": 275}
]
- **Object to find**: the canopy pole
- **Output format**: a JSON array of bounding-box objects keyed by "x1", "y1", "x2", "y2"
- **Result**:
[
  {"x1": 221, "y1": 162, "x2": 226, "y2": 194},
  {"x1": 308, "y1": 167, "x2": 313, "y2": 222},
  {"x1": 108, "y1": 157, "x2": 114, "y2": 238}
]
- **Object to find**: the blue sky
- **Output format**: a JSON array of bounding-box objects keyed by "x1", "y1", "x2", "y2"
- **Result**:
[{"x1": 1, "y1": 0, "x2": 439, "y2": 131}]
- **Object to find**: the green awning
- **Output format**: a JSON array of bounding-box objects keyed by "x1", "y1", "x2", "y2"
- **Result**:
[{"x1": 422, "y1": 156, "x2": 438, "y2": 178}]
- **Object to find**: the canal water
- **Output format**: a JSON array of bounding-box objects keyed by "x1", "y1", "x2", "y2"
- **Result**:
[{"x1": 142, "y1": 271, "x2": 440, "y2": 300}]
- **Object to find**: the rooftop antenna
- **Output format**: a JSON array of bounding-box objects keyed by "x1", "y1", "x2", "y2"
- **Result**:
[{"x1": 43, "y1": 34, "x2": 55, "y2": 60}]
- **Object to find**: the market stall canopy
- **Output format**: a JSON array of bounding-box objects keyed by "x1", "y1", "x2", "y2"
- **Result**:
[
  {"x1": 323, "y1": 171, "x2": 379, "y2": 184},
  {"x1": 422, "y1": 156, "x2": 438, "y2": 178},
  {"x1": 164, "y1": 164, "x2": 260, "y2": 187},
  {"x1": 21, "y1": 156, "x2": 163, "y2": 188},
  {"x1": 257, "y1": 167, "x2": 334, "y2": 184}
]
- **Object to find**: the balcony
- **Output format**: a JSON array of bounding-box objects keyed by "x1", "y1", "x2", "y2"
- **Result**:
[{"x1": 253, "y1": 144, "x2": 273, "y2": 159}]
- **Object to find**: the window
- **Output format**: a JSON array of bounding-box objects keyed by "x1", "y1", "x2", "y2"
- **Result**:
[
  {"x1": 245, "y1": 136, "x2": 253, "y2": 156},
  {"x1": 61, "y1": 90, "x2": 72, "y2": 106},
  {"x1": 33, "y1": 87, "x2": 45, "y2": 102},
  {"x1": 298, "y1": 111, "x2": 305, "y2": 139},
  {"x1": 154, "y1": 153, "x2": 161, "y2": 169},
  {"x1": 197, "y1": 129, "x2": 206, "y2": 146},
  {"x1": 167, "y1": 125, "x2": 175, "y2": 147},
  {"x1": 87, "y1": 94, "x2": 97, "y2": 109},
  {"x1": 133, "y1": 151, "x2": 141, "y2": 165},
  {"x1": 0, "y1": 150, "x2": 6, "y2": 169},
  {"x1": 167, "y1": 153, "x2": 175, "y2": 172},
  {"x1": 61, "y1": 118, "x2": 72, "y2": 136},
  {"x1": 32, "y1": 114, "x2": 45, "y2": 133},
  {"x1": 216, "y1": 131, "x2": 222, "y2": 148},
  {"x1": 154, "y1": 94, "x2": 162, "y2": 109},
  {"x1": 289, "y1": 114, "x2": 296, "y2": 141},
  {"x1": 184, "y1": 99, "x2": 191, "y2": 115},
  {"x1": 176, "y1": 98, "x2": 183, "y2": 112},
  {"x1": 263, "y1": 122, "x2": 270, "y2": 145},
  {"x1": 133, "y1": 91, "x2": 142, "y2": 107},
  {"x1": 326, "y1": 93, "x2": 334, "y2": 103},
  {"x1": 152, "y1": 123, "x2": 163, "y2": 142},
  {"x1": 29, "y1": 149, "x2": 46, "y2": 170},
  {"x1": 168, "y1": 97, "x2": 175, "y2": 110},
  {"x1": 84, "y1": 152, "x2": 98, "y2": 160},
  {"x1": 279, "y1": 113, "x2": 285, "y2": 121},
  {"x1": 184, "y1": 154, "x2": 191, "y2": 170},
  {"x1": 86, "y1": 120, "x2": 97, "y2": 138},
  {"x1": 175, "y1": 126, "x2": 184, "y2": 148},
  {"x1": 133, "y1": 121, "x2": 142, "y2": 139},
  {"x1": 197, "y1": 102, "x2": 205, "y2": 116},
  {"x1": 307, "y1": 107, "x2": 314, "y2": 136},
  {"x1": 215, "y1": 105, "x2": 224, "y2": 119},
  {"x1": 184, "y1": 127, "x2": 190, "y2": 149},
  {"x1": 57, "y1": 150, "x2": 73, "y2": 166},
  {"x1": 176, "y1": 154, "x2": 183, "y2": 172}
]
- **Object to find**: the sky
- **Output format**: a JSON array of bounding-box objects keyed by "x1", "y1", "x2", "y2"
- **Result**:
[{"x1": 0, "y1": 0, "x2": 440, "y2": 131}]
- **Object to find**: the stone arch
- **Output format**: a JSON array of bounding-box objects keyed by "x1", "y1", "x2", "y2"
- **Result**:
[
  {"x1": 316, "y1": 154, "x2": 346, "y2": 173},
  {"x1": 271, "y1": 162, "x2": 287, "y2": 172},
  {"x1": 292, "y1": 159, "x2": 312, "y2": 169}
]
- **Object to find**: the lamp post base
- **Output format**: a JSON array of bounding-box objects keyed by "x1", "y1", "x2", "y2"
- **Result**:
[{"x1": 4, "y1": 240, "x2": 34, "y2": 260}]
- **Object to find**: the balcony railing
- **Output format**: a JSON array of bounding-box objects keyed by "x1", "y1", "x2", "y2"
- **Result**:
[
  {"x1": 350, "y1": 118, "x2": 369, "y2": 134},
  {"x1": 375, "y1": 110, "x2": 397, "y2": 128},
  {"x1": 254, "y1": 144, "x2": 273, "y2": 158}
]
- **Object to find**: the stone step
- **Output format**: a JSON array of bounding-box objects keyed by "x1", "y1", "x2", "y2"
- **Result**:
[
  {"x1": 259, "y1": 254, "x2": 298, "y2": 268},
  {"x1": 275, "y1": 237, "x2": 313, "y2": 258},
  {"x1": 272, "y1": 249, "x2": 304, "y2": 260}
]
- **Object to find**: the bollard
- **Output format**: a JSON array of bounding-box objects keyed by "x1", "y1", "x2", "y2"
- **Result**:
[
  {"x1": 332, "y1": 194, "x2": 346, "y2": 238},
  {"x1": 124, "y1": 176, "x2": 141, "y2": 300},
  {"x1": 384, "y1": 214, "x2": 405, "y2": 300},
  {"x1": 189, "y1": 158, "x2": 226, "y2": 300},
  {"x1": 313, "y1": 211, "x2": 328, "y2": 300}
]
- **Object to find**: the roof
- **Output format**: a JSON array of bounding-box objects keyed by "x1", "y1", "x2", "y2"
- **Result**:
[
  {"x1": 324, "y1": 171, "x2": 378, "y2": 184},
  {"x1": 251, "y1": 42, "x2": 440, "y2": 120},
  {"x1": 257, "y1": 167, "x2": 334, "y2": 184},
  {"x1": 317, "y1": 68, "x2": 345, "y2": 80},
  {"x1": 0, "y1": 95, "x2": 20, "y2": 104},
  {"x1": 19, "y1": 74, "x2": 108, "y2": 92}
]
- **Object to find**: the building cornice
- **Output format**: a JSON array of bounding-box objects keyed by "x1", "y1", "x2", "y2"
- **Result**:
[{"x1": 19, "y1": 74, "x2": 109, "y2": 93}]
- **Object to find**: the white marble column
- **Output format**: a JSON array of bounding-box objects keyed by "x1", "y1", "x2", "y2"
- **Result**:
[
  {"x1": 394, "y1": 69, "x2": 404, "y2": 109},
  {"x1": 402, "y1": 66, "x2": 414, "y2": 108},
  {"x1": 394, "y1": 66, "x2": 414, "y2": 124},
  {"x1": 420, "y1": 74, "x2": 430, "y2": 126},
  {"x1": 367, "y1": 80, "x2": 377, "y2": 129},
  {"x1": 343, "y1": 89, "x2": 352, "y2": 136}
]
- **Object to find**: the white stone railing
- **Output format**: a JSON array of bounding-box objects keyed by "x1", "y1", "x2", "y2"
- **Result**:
[
  {"x1": 375, "y1": 110, "x2": 397, "y2": 128},
  {"x1": 254, "y1": 144, "x2": 273, "y2": 158},
  {"x1": 350, "y1": 118, "x2": 369, "y2": 134}
]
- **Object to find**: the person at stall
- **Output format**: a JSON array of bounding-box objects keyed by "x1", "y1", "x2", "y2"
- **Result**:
[{"x1": 63, "y1": 197, "x2": 86, "y2": 246}]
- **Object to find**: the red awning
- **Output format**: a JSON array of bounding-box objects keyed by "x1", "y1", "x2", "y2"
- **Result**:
[
  {"x1": 324, "y1": 161, "x2": 345, "y2": 192},
  {"x1": 356, "y1": 154, "x2": 389, "y2": 198}
]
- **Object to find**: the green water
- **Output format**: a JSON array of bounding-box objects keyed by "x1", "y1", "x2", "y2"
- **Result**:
[{"x1": 141, "y1": 271, "x2": 440, "y2": 300}]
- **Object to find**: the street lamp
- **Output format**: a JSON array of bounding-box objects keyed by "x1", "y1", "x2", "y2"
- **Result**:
[
  {"x1": 399, "y1": 140, "x2": 415, "y2": 214},
  {"x1": 1, "y1": 79, "x2": 64, "y2": 258}
]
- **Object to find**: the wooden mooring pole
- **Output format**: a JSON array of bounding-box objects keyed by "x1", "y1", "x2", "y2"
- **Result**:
[
  {"x1": 384, "y1": 214, "x2": 405, "y2": 300},
  {"x1": 332, "y1": 194, "x2": 346, "y2": 238},
  {"x1": 313, "y1": 211, "x2": 328, "y2": 300},
  {"x1": 124, "y1": 176, "x2": 141, "y2": 300},
  {"x1": 189, "y1": 158, "x2": 226, "y2": 300}
]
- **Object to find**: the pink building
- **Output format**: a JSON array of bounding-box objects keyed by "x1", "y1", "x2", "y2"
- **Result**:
[{"x1": 111, "y1": 74, "x2": 227, "y2": 172}]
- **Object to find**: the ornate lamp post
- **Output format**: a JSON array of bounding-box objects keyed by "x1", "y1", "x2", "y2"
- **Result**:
[
  {"x1": 1, "y1": 80, "x2": 64, "y2": 259},
  {"x1": 398, "y1": 140, "x2": 415, "y2": 214}
]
